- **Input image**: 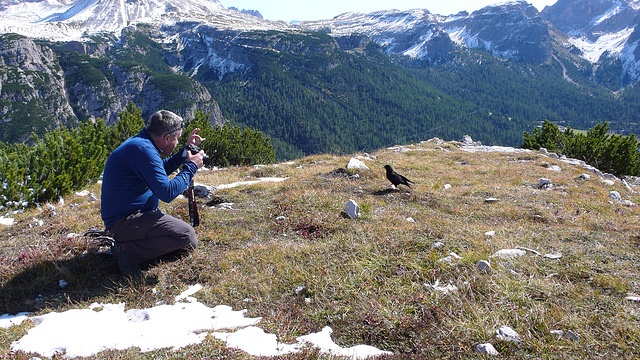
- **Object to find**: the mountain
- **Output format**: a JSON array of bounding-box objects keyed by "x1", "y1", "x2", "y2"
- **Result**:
[{"x1": 1, "y1": 0, "x2": 640, "y2": 159}]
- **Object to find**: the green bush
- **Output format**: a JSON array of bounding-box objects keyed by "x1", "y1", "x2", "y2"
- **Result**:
[
  {"x1": 181, "y1": 111, "x2": 276, "y2": 167},
  {"x1": 522, "y1": 120, "x2": 640, "y2": 177}
]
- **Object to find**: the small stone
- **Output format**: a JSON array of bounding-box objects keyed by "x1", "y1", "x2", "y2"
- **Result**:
[
  {"x1": 609, "y1": 191, "x2": 622, "y2": 202},
  {"x1": 484, "y1": 198, "x2": 500, "y2": 204},
  {"x1": 276, "y1": 216, "x2": 287, "y2": 221},
  {"x1": 564, "y1": 330, "x2": 580, "y2": 342},
  {"x1": 579, "y1": 174, "x2": 591, "y2": 180},
  {"x1": 544, "y1": 252, "x2": 563, "y2": 260},
  {"x1": 347, "y1": 158, "x2": 369, "y2": 170},
  {"x1": 550, "y1": 330, "x2": 564, "y2": 337},
  {"x1": 476, "y1": 343, "x2": 499, "y2": 356},
  {"x1": 496, "y1": 325, "x2": 521, "y2": 342},
  {"x1": 602, "y1": 179, "x2": 615, "y2": 186},
  {"x1": 484, "y1": 231, "x2": 496, "y2": 237},
  {"x1": 431, "y1": 241, "x2": 445, "y2": 249},
  {"x1": 59, "y1": 280, "x2": 68, "y2": 289},
  {"x1": 477, "y1": 260, "x2": 491, "y2": 272},
  {"x1": 490, "y1": 249, "x2": 527, "y2": 259},
  {"x1": 626, "y1": 296, "x2": 640, "y2": 302},
  {"x1": 344, "y1": 199, "x2": 360, "y2": 219},
  {"x1": 406, "y1": 217, "x2": 415, "y2": 223},
  {"x1": 443, "y1": 184, "x2": 452, "y2": 190},
  {"x1": 547, "y1": 165, "x2": 562, "y2": 172},
  {"x1": 437, "y1": 252, "x2": 463, "y2": 264},
  {"x1": 537, "y1": 178, "x2": 553, "y2": 189}
]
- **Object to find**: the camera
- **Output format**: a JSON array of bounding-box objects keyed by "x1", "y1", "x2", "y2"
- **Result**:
[{"x1": 184, "y1": 143, "x2": 209, "y2": 159}]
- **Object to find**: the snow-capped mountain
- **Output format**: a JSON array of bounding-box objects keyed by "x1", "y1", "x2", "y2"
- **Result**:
[
  {"x1": 0, "y1": 0, "x2": 293, "y2": 41},
  {"x1": 1, "y1": 0, "x2": 639, "y2": 80}
]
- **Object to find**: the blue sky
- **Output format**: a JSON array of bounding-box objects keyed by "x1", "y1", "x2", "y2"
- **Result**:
[{"x1": 218, "y1": 0, "x2": 559, "y2": 22}]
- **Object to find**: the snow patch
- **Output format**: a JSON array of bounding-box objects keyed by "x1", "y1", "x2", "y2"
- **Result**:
[{"x1": 9, "y1": 284, "x2": 391, "y2": 358}]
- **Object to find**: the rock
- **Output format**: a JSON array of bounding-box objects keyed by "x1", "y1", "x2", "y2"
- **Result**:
[
  {"x1": 547, "y1": 165, "x2": 562, "y2": 172},
  {"x1": 476, "y1": 343, "x2": 499, "y2": 356},
  {"x1": 477, "y1": 260, "x2": 491, "y2": 272},
  {"x1": 543, "y1": 252, "x2": 563, "y2": 260},
  {"x1": 496, "y1": 325, "x2": 521, "y2": 342},
  {"x1": 347, "y1": 158, "x2": 369, "y2": 170},
  {"x1": 537, "y1": 178, "x2": 553, "y2": 189},
  {"x1": 461, "y1": 135, "x2": 481, "y2": 146},
  {"x1": 443, "y1": 184, "x2": 452, "y2": 190},
  {"x1": 490, "y1": 249, "x2": 527, "y2": 259},
  {"x1": 609, "y1": 191, "x2": 622, "y2": 202},
  {"x1": 484, "y1": 198, "x2": 500, "y2": 204},
  {"x1": 275, "y1": 216, "x2": 287, "y2": 221},
  {"x1": 516, "y1": 246, "x2": 542, "y2": 256},
  {"x1": 539, "y1": 147, "x2": 548, "y2": 154},
  {"x1": 622, "y1": 200, "x2": 636, "y2": 207},
  {"x1": 626, "y1": 296, "x2": 640, "y2": 302},
  {"x1": 423, "y1": 279, "x2": 458, "y2": 294},
  {"x1": 579, "y1": 174, "x2": 591, "y2": 180},
  {"x1": 484, "y1": 231, "x2": 496, "y2": 237},
  {"x1": 75, "y1": 190, "x2": 90, "y2": 197},
  {"x1": 437, "y1": 252, "x2": 463, "y2": 264},
  {"x1": 89, "y1": 193, "x2": 99, "y2": 202},
  {"x1": 564, "y1": 330, "x2": 580, "y2": 342},
  {"x1": 194, "y1": 184, "x2": 211, "y2": 197},
  {"x1": 406, "y1": 217, "x2": 415, "y2": 223},
  {"x1": 59, "y1": 280, "x2": 68, "y2": 289},
  {"x1": 216, "y1": 203, "x2": 234, "y2": 210},
  {"x1": 602, "y1": 179, "x2": 615, "y2": 186},
  {"x1": 431, "y1": 241, "x2": 445, "y2": 249},
  {"x1": 344, "y1": 199, "x2": 360, "y2": 219}
]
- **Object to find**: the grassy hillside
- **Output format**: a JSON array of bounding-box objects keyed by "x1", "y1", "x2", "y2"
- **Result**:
[{"x1": 2, "y1": 140, "x2": 640, "y2": 359}]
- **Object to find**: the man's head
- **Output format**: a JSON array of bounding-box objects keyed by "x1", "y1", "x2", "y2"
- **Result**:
[{"x1": 148, "y1": 110, "x2": 184, "y2": 156}]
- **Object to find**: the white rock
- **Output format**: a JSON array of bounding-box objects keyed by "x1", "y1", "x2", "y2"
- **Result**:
[
  {"x1": 443, "y1": 184, "x2": 452, "y2": 190},
  {"x1": 347, "y1": 158, "x2": 369, "y2": 170},
  {"x1": 579, "y1": 174, "x2": 591, "y2": 180},
  {"x1": 484, "y1": 231, "x2": 496, "y2": 237},
  {"x1": 609, "y1": 191, "x2": 622, "y2": 202},
  {"x1": 423, "y1": 279, "x2": 458, "y2": 294},
  {"x1": 490, "y1": 249, "x2": 527, "y2": 259},
  {"x1": 344, "y1": 199, "x2": 360, "y2": 219},
  {"x1": 626, "y1": 296, "x2": 640, "y2": 302},
  {"x1": 622, "y1": 200, "x2": 636, "y2": 207},
  {"x1": 59, "y1": 280, "x2": 68, "y2": 289},
  {"x1": 484, "y1": 198, "x2": 500, "y2": 204},
  {"x1": 496, "y1": 325, "x2": 521, "y2": 342},
  {"x1": 89, "y1": 193, "x2": 99, "y2": 202},
  {"x1": 216, "y1": 203, "x2": 235, "y2": 210},
  {"x1": 477, "y1": 260, "x2": 491, "y2": 272},
  {"x1": 538, "y1": 178, "x2": 552, "y2": 189},
  {"x1": 0, "y1": 216, "x2": 15, "y2": 226},
  {"x1": 547, "y1": 165, "x2": 562, "y2": 172},
  {"x1": 476, "y1": 343, "x2": 499, "y2": 356},
  {"x1": 74, "y1": 190, "x2": 90, "y2": 197},
  {"x1": 544, "y1": 252, "x2": 563, "y2": 260},
  {"x1": 275, "y1": 216, "x2": 287, "y2": 221},
  {"x1": 602, "y1": 180, "x2": 615, "y2": 186},
  {"x1": 406, "y1": 217, "x2": 415, "y2": 223},
  {"x1": 438, "y1": 252, "x2": 463, "y2": 264},
  {"x1": 564, "y1": 330, "x2": 580, "y2": 342},
  {"x1": 431, "y1": 242, "x2": 445, "y2": 249}
]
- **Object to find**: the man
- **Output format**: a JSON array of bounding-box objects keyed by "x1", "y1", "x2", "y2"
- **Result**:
[{"x1": 101, "y1": 110, "x2": 205, "y2": 274}]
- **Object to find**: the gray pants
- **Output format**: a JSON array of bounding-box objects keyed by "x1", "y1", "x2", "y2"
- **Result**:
[{"x1": 108, "y1": 209, "x2": 197, "y2": 265}]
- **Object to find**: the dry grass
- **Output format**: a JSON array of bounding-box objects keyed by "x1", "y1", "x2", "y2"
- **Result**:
[{"x1": 2, "y1": 140, "x2": 640, "y2": 359}]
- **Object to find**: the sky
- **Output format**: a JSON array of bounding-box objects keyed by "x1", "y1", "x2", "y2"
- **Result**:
[{"x1": 218, "y1": 0, "x2": 559, "y2": 22}]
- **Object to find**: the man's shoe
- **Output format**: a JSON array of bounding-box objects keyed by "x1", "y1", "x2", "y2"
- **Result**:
[{"x1": 110, "y1": 243, "x2": 142, "y2": 275}]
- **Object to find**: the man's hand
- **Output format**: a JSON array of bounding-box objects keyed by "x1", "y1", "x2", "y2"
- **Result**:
[
  {"x1": 187, "y1": 128, "x2": 205, "y2": 146},
  {"x1": 186, "y1": 149, "x2": 204, "y2": 168}
]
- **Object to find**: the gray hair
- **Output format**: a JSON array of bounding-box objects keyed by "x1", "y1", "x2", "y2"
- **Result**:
[{"x1": 147, "y1": 110, "x2": 184, "y2": 137}]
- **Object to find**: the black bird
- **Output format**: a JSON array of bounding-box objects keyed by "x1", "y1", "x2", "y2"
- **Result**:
[{"x1": 384, "y1": 165, "x2": 413, "y2": 189}]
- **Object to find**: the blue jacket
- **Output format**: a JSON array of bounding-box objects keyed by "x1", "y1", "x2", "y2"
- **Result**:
[{"x1": 101, "y1": 128, "x2": 197, "y2": 229}]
